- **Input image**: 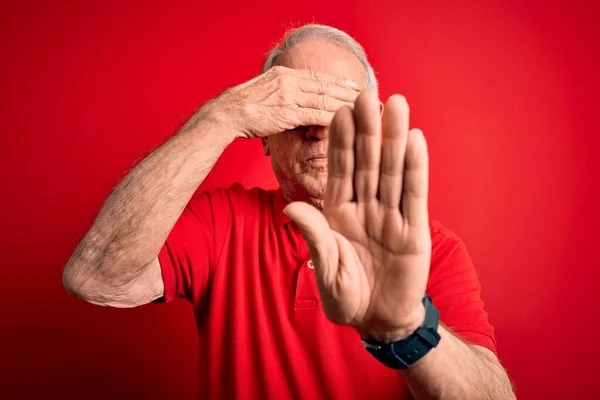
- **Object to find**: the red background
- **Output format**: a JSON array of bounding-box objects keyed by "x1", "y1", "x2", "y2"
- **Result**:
[{"x1": 1, "y1": 1, "x2": 598, "y2": 399}]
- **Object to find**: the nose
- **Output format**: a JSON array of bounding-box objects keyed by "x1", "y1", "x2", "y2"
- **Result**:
[{"x1": 305, "y1": 126, "x2": 329, "y2": 141}]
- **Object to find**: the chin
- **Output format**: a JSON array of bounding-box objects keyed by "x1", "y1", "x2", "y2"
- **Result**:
[
  {"x1": 289, "y1": 174, "x2": 326, "y2": 206},
  {"x1": 301, "y1": 176, "x2": 326, "y2": 196},
  {"x1": 303, "y1": 184, "x2": 326, "y2": 210},
  {"x1": 312, "y1": 198, "x2": 325, "y2": 210}
]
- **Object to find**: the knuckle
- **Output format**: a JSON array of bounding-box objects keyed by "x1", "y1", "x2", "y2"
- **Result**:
[
  {"x1": 324, "y1": 95, "x2": 337, "y2": 110},
  {"x1": 279, "y1": 89, "x2": 292, "y2": 104},
  {"x1": 270, "y1": 65, "x2": 284, "y2": 75},
  {"x1": 286, "y1": 111, "x2": 300, "y2": 128},
  {"x1": 275, "y1": 74, "x2": 286, "y2": 88},
  {"x1": 316, "y1": 81, "x2": 324, "y2": 93},
  {"x1": 273, "y1": 89, "x2": 284, "y2": 104},
  {"x1": 319, "y1": 94, "x2": 328, "y2": 109},
  {"x1": 312, "y1": 108, "x2": 323, "y2": 123}
]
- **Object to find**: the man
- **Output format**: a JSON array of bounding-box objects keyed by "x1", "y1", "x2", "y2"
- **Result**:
[{"x1": 63, "y1": 24, "x2": 515, "y2": 399}]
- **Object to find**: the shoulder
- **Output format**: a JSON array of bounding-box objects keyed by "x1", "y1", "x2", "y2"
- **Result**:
[
  {"x1": 429, "y1": 220, "x2": 462, "y2": 254},
  {"x1": 428, "y1": 220, "x2": 472, "y2": 276},
  {"x1": 427, "y1": 220, "x2": 480, "y2": 290}
]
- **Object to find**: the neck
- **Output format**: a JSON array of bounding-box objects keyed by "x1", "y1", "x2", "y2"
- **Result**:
[{"x1": 280, "y1": 185, "x2": 324, "y2": 210}]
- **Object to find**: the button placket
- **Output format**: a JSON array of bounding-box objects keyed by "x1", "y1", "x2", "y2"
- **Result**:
[{"x1": 294, "y1": 258, "x2": 318, "y2": 310}]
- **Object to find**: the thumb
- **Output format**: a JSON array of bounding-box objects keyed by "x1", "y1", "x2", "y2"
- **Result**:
[
  {"x1": 283, "y1": 201, "x2": 330, "y2": 247},
  {"x1": 283, "y1": 202, "x2": 338, "y2": 280}
]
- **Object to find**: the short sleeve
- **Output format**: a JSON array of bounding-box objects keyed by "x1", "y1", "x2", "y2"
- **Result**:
[
  {"x1": 157, "y1": 188, "x2": 232, "y2": 303},
  {"x1": 426, "y1": 225, "x2": 498, "y2": 355}
]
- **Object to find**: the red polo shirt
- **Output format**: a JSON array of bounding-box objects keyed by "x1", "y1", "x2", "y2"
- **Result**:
[{"x1": 158, "y1": 184, "x2": 497, "y2": 399}]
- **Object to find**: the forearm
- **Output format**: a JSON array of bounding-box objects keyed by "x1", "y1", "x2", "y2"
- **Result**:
[
  {"x1": 401, "y1": 325, "x2": 515, "y2": 400},
  {"x1": 63, "y1": 105, "x2": 235, "y2": 292}
]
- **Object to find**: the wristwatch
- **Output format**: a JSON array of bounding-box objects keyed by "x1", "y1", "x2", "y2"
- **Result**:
[{"x1": 361, "y1": 294, "x2": 441, "y2": 369}]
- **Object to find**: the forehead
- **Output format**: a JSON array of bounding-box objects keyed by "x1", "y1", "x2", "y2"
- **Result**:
[{"x1": 275, "y1": 37, "x2": 366, "y2": 87}]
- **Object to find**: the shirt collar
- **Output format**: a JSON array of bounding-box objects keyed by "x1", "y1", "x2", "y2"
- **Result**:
[{"x1": 272, "y1": 187, "x2": 292, "y2": 229}]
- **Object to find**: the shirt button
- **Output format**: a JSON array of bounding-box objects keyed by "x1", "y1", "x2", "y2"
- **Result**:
[{"x1": 307, "y1": 260, "x2": 315, "y2": 269}]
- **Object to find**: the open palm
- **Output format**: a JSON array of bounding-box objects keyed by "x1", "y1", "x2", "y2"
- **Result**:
[{"x1": 284, "y1": 90, "x2": 432, "y2": 342}]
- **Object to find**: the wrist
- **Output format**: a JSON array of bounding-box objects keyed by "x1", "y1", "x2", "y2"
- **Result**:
[
  {"x1": 361, "y1": 295, "x2": 441, "y2": 370},
  {"x1": 175, "y1": 114, "x2": 234, "y2": 156},
  {"x1": 182, "y1": 100, "x2": 239, "y2": 145},
  {"x1": 202, "y1": 92, "x2": 251, "y2": 140},
  {"x1": 360, "y1": 303, "x2": 427, "y2": 344}
]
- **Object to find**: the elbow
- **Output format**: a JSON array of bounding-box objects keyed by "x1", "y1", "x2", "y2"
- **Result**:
[
  {"x1": 62, "y1": 252, "x2": 105, "y2": 301},
  {"x1": 61, "y1": 258, "x2": 159, "y2": 308},
  {"x1": 62, "y1": 261, "x2": 87, "y2": 298},
  {"x1": 62, "y1": 243, "x2": 116, "y2": 302},
  {"x1": 61, "y1": 263, "x2": 112, "y2": 306},
  {"x1": 62, "y1": 239, "x2": 104, "y2": 298}
]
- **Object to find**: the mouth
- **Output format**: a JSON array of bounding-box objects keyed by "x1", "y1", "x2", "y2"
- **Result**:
[{"x1": 305, "y1": 154, "x2": 327, "y2": 162}]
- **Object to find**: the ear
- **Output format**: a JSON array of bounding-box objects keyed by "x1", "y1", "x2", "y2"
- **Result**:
[{"x1": 262, "y1": 137, "x2": 271, "y2": 156}]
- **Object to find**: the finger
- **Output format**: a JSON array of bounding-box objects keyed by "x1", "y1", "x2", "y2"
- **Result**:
[
  {"x1": 296, "y1": 79, "x2": 360, "y2": 103},
  {"x1": 326, "y1": 105, "x2": 356, "y2": 207},
  {"x1": 402, "y1": 128, "x2": 429, "y2": 228},
  {"x1": 380, "y1": 95, "x2": 410, "y2": 209},
  {"x1": 283, "y1": 202, "x2": 338, "y2": 284},
  {"x1": 295, "y1": 92, "x2": 354, "y2": 112},
  {"x1": 291, "y1": 68, "x2": 361, "y2": 91},
  {"x1": 296, "y1": 108, "x2": 336, "y2": 127},
  {"x1": 353, "y1": 89, "x2": 382, "y2": 203}
]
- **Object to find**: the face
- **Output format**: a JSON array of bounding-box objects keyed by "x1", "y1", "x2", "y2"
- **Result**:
[{"x1": 264, "y1": 37, "x2": 367, "y2": 209}]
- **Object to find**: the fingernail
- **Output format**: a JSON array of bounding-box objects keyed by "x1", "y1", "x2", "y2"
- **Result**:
[{"x1": 346, "y1": 79, "x2": 359, "y2": 89}]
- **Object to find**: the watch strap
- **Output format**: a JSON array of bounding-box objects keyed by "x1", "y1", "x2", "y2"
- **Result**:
[{"x1": 362, "y1": 294, "x2": 441, "y2": 369}]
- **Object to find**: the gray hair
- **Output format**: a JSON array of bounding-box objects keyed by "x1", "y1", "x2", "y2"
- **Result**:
[{"x1": 261, "y1": 24, "x2": 378, "y2": 91}]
